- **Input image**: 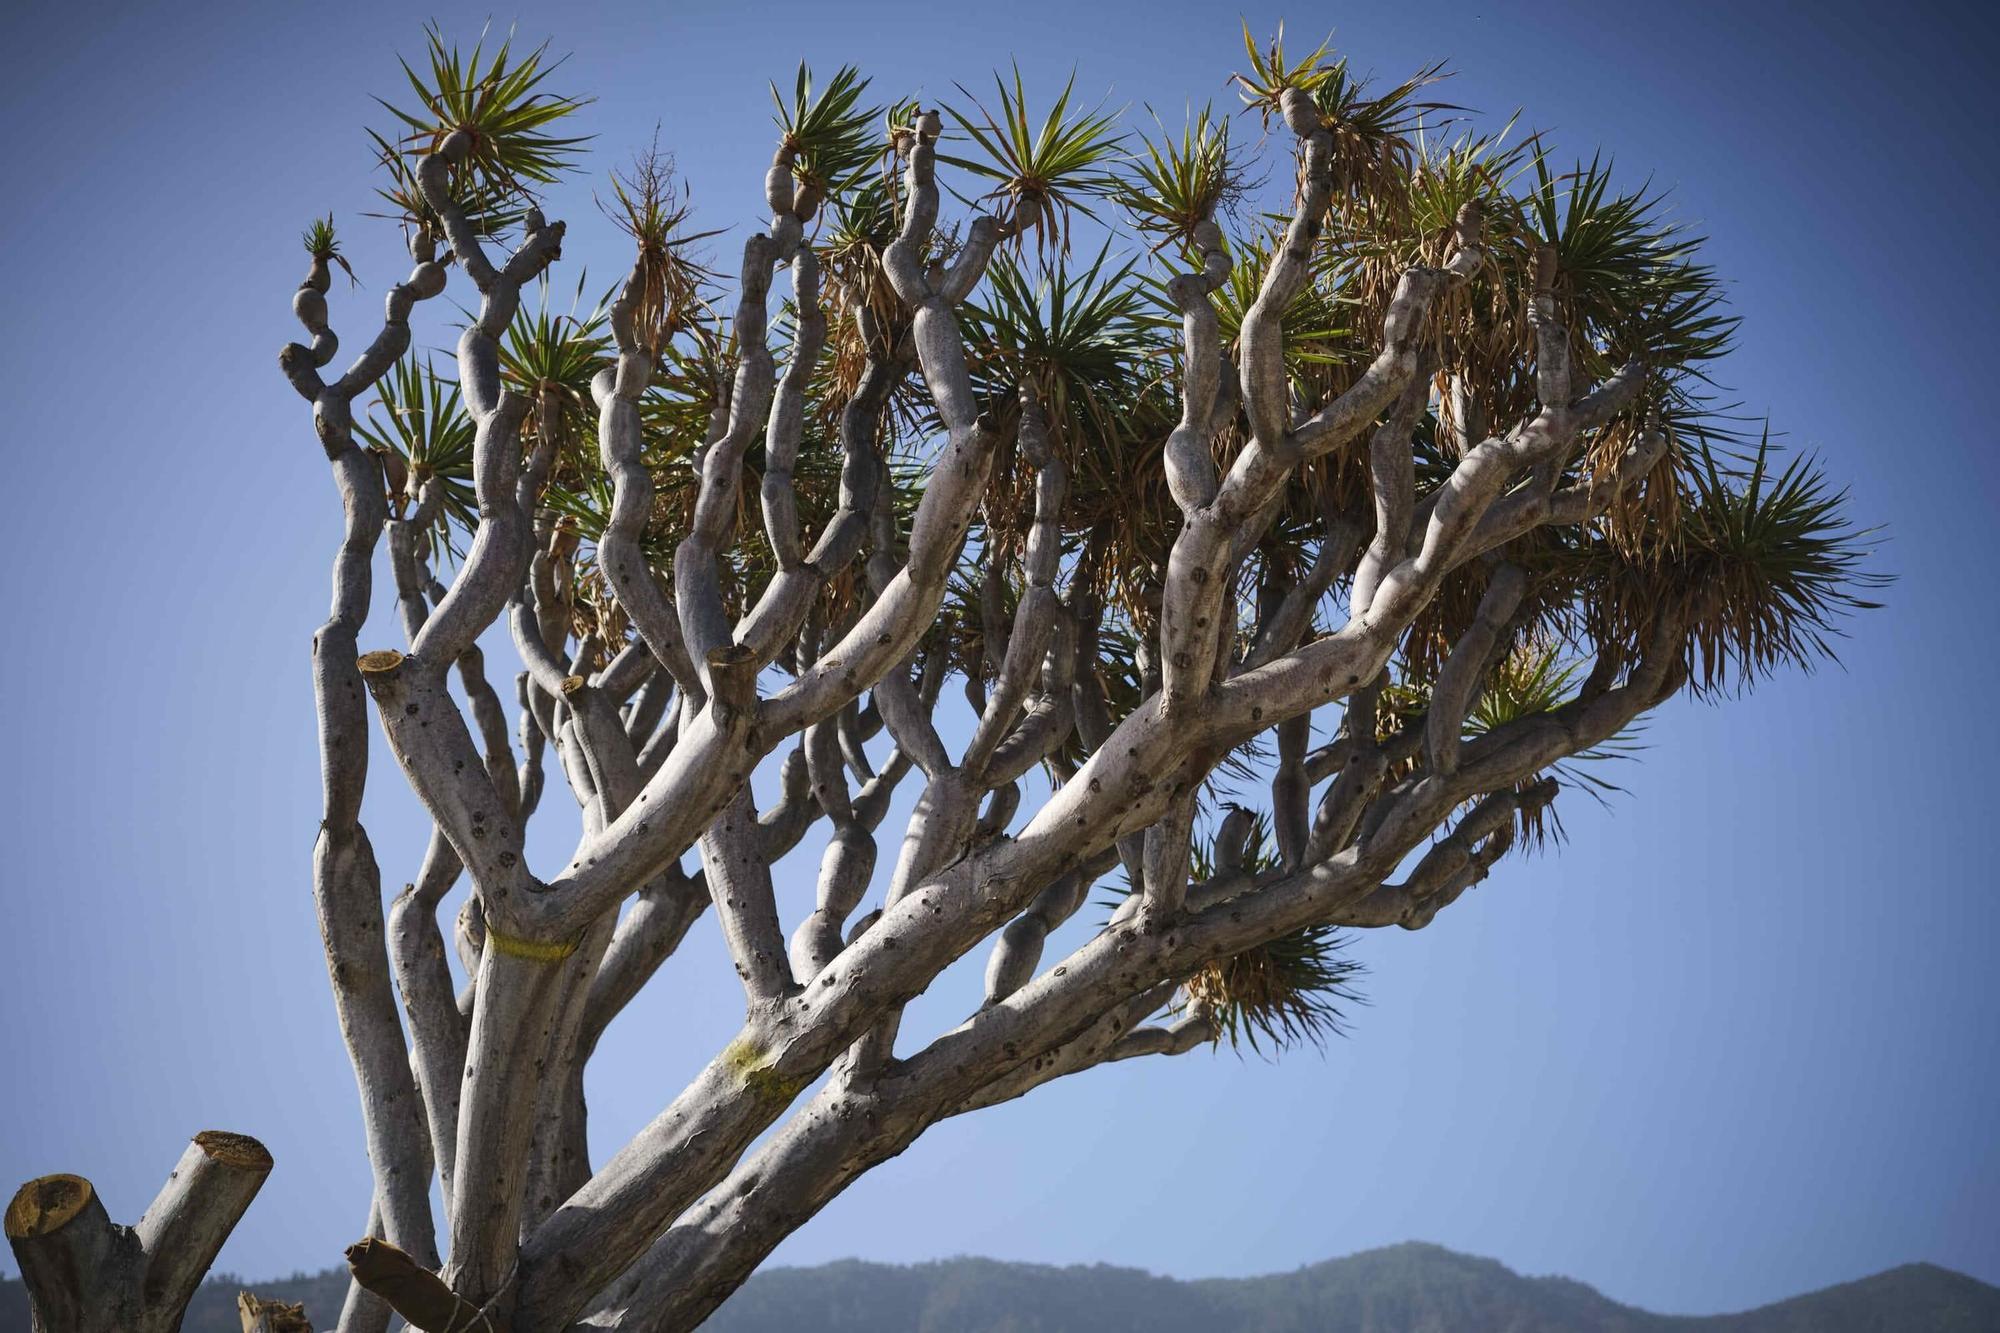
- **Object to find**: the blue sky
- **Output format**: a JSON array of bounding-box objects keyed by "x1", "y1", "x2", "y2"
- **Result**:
[{"x1": 1, "y1": 0, "x2": 1995, "y2": 1318}]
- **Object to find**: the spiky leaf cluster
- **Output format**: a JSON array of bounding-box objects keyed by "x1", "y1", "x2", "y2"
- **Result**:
[
  {"x1": 944, "y1": 66, "x2": 1126, "y2": 252},
  {"x1": 354, "y1": 355, "x2": 477, "y2": 558},
  {"x1": 772, "y1": 64, "x2": 881, "y2": 207},
  {"x1": 1179, "y1": 812, "x2": 1366, "y2": 1054},
  {"x1": 371, "y1": 24, "x2": 591, "y2": 236}
]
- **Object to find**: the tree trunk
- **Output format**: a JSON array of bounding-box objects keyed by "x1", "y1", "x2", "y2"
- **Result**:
[{"x1": 5, "y1": 1131, "x2": 271, "y2": 1333}]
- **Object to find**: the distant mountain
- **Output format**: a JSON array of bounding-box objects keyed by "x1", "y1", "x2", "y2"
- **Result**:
[
  {"x1": 701, "y1": 1244, "x2": 2000, "y2": 1333},
  {"x1": 4, "y1": 1241, "x2": 1995, "y2": 1331}
]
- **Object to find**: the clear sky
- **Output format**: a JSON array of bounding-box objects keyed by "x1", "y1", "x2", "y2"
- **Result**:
[{"x1": 1, "y1": 0, "x2": 1994, "y2": 1318}]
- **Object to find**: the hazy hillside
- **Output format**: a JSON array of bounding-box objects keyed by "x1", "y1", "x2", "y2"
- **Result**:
[
  {"x1": 5, "y1": 1241, "x2": 1995, "y2": 1331},
  {"x1": 702, "y1": 1243, "x2": 2000, "y2": 1333}
]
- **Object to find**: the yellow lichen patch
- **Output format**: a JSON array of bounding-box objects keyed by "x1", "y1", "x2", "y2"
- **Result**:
[
  {"x1": 721, "y1": 1037, "x2": 806, "y2": 1103},
  {"x1": 487, "y1": 928, "x2": 581, "y2": 962}
]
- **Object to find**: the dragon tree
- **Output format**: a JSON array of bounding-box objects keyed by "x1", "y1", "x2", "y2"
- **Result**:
[{"x1": 6, "y1": 23, "x2": 1880, "y2": 1333}]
